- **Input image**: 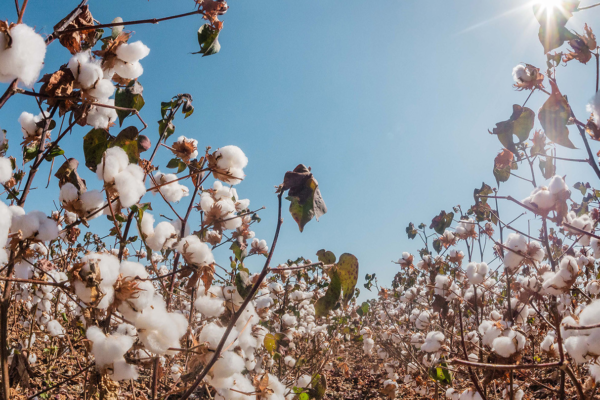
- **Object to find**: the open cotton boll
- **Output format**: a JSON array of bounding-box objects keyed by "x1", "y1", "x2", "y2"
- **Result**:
[
  {"x1": 512, "y1": 64, "x2": 534, "y2": 83},
  {"x1": 588, "y1": 92, "x2": 600, "y2": 125},
  {"x1": 579, "y1": 299, "x2": 600, "y2": 327},
  {"x1": 87, "y1": 78, "x2": 115, "y2": 100},
  {"x1": 97, "y1": 146, "x2": 129, "y2": 182},
  {"x1": 77, "y1": 61, "x2": 103, "y2": 89},
  {"x1": 147, "y1": 222, "x2": 177, "y2": 251},
  {"x1": 0, "y1": 202, "x2": 12, "y2": 264},
  {"x1": 363, "y1": 337, "x2": 375, "y2": 355},
  {"x1": 491, "y1": 330, "x2": 525, "y2": 358},
  {"x1": 199, "y1": 322, "x2": 238, "y2": 350},
  {"x1": 87, "y1": 99, "x2": 118, "y2": 129},
  {"x1": 460, "y1": 388, "x2": 483, "y2": 400},
  {"x1": 0, "y1": 157, "x2": 12, "y2": 184},
  {"x1": 479, "y1": 320, "x2": 503, "y2": 347},
  {"x1": 59, "y1": 183, "x2": 79, "y2": 204},
  {"x1": 115, "y1": 41, "x2": 150, "y2": 63},
  {"x1": 564, "y1": 336, "x2": 590, "y2": 363},
  {"x1": 114, "y1": 164, "x2": 146, "y2": 207},
  {"x1": 67, "y1": 52, "x2": 90, "y2": 79},
  {"x1": 0, "y1": 24, "x2": 46, "y2": 87},
  {"x1": 466, "y1": 262, "x2": 488, "y2": 285},
  {"x1": 152, "y1": 171, "x2": 189, "y2": 202},
  {"x1": 265, "y1": 373, "x2": 286, "y2": 400},
  {"x1": 46, "y1": 320, "x2": 65, "y2": 337},
  {"x1": 80, "y1": 190, "x2": 106, "y2": 219},
  {"x1": 415, "y1": 311, "x2": 431, "y2": 330},
  {"x1": 86, "y1": 325, "x2": 134, "y2": 368},
  {"x1": 116, "y1": 323, "x2": 137, "y2": 337},
  {"x1": 19, "y1": 111, "x2": 50, "y2": 138},
  {"x1": 212, "y1": 351, "x2": 245, "y2": 378},
  {"x1": 296, "y1": 374, "x2": 312, "y2": 388},
  {"x1": 548, "y1": 175, "x2": 568, "y2": 194},
  {"x1": 113, "y1": 359, "x2": 139, "y2": 381},
  {"x1": 133, "y1": 295, "x2": 188, "y2": 354},
  {"x1": 566, "y1": 212, "x2": 593, "y2": 246},
  {"x1": 446, "y1": 388, "x2": 460, "y2": 400},
  {"x1": 589, "y1": 363, "x2": 600, "y2": 383},
  {"x1": 176, "y1": 235, "x2": 215, "y2": 267},
  {"x1": 213, "y1": 145, "x2": 248, "y2": 185},
  {"x1": 73, "y1": 253, "x2": 121, "y2": 309},
  {"x1": 113, "y1": 60, "x2": 144, "y2": 80},
  {"x1": 421, "y1": 331, "x2": 444, "y2": 352},
  {"x1": 194, "y1": 294, "x2": 225, "y2": 318}
]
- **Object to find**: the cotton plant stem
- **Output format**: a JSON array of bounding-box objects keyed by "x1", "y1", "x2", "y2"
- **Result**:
[
  {"x1": 179, "y1": 191, "x2": 284, "y2": 400},
  {"x1": 0, "y1": 254, "x2": 16, "y2": 400}
]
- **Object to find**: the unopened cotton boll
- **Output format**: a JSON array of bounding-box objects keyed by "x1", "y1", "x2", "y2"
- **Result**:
[
  {"x1": 0, "y1": 157, "x2": 12, "y2": 184},
  {"x1": 0, "y1": 24, "x2": 46, "y2": 86}
]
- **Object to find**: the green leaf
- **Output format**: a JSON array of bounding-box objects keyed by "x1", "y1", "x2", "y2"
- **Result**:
[
  {"x1": 283, "y1": 165, "x2": 327, "y2": 232},
  {"x1": 406, "y1": 222, "x2": 417, "y2": 239},
  {"x1": 83, "y1": 129, "x2": 111, "y2": 172},
  {"x1": 356, "y1": 302, "x2": 370, "y2": 317},
  {"x1": 433, "y1": 238, "x2": 442, "y2": 254},
  {"x1": 264, "y1": 333, "x2": 276, "y2": 354},
  {"x1": 44, "y1": 146, "x2": 64, "y2": 162},
  {"x1": 299, "y1": 393, "x2": 309, "y2": 400},
  {"x1": 115, "y1": 80, "x2": 144, "y2": 126},
  {"x1": 337, "y1": 253, "x2": 359, "y2": 306},
  {"x1": 166, "y1": 158, "x2": 187, "y2": 174},
  {"x1": 539, "y1": 81, "x2": 576, "y2": 149},
  {"x1": 533, "y1": 2, "x2": 578, "y2": 53},
  {"x1": 539, "y1": 156, "x2": 556, "y2": 179},
  {"x1": 235, "y1": 270, "x2": 253, "y2": 299},
  {"x1": 316, "y1": 249, "x2": 336, "y2": 265},
  {"x1": 158, "y1": 119, "x2": 175, "y2": 140},
  {"x1": 230, "y1": 241, "x2": 247, "y2": 261},
  {"x1": 23, "y1": 144, "x2": 39, "y2": 164},
  {"x1": 429, "y1": 210, "x2": 454, "y2": 235},
  {"x1": 429, "y1": 363, "x2": 452, "y2": 385},
  {"x1": 315, "y1": 269, "x2": 341, "y2": 317},
  {"x1": 493, "y1": 165, "x2": 511, "y2": 186},
  {"x1": 194, "y1": 24, "x2": 221, "y2": 56},
  {"x1": 489, "y1": 105, "x2": 535, "y2": 154},
  {"x1": 110, "y1": 126, "x2": 140, "y2": 164}
]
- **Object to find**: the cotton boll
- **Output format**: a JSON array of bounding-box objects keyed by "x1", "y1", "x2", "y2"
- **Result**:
[
  {"x1": 113, "y1": 60, "x2": 144, "y2": 80},
  {"x1": 199, "y1": 323, "x2": 237, "y2": 350},
  {"x1": 579, "y1": 299, "x2": 600, "y2": 327},
  {"x1": 97, "y1": 146, "x2": 129, "y2": 182},
  {"x1": 0, "y1": 157, "x2": 12, "y2": 184},
  {"x1": 80, "y1": 190, "x2": 106, "y2": 219},
  {"x1": 446, "y1": 388, "x2": 460, "y2": 400},
  {"x1": 213, "y1": 145, "x2": 248, "y2": 185},
  {"x1": 116, "y1": 323, "x2": 137, "y2": 337},
  {"x1": 147, "y1": 221, "x2": 177, "y2": 251},
  {"x1": 589, "y1": 363, "x2": 600, "y2": 383},
  {"x1": 86, "y1": 325, "x2": 134, "y2": 368},
  {"x1": 0, "y1": 24, "x2": 46, "y2": 87},
  {"x1": 194, "y1": 294, "x2": 225, "y2": 318},
  {"x1": 87, "y1": 78, "x2": 115, "y2": 100},
  {"x1": 87, "y1": 99, "x2": 118, "y2": 129},
  {"x1": 466, "y1": 262, "x2": 488, "y2": 285},
  {"x1": 14, "y1": 261, "x2": 33, "y2": 279},
  {"x1": 112, "y1": 359, "x2": 139, "y2": 381},
  {"x1": 564, "y1": 336, "x2": 589, "y2": 363},
  {"x1": 421, "y1": 331, "x2": 444, "y2": 353},
  {"x1": 115, "y1": 41, "x2": 150, "y2": 63},
  {"x1": 512, "y1": 64, "x2": 532, "y2": 83},
  {"x1": 548, "y1": 175, "x2": 568, "y2": 195},
  {"x1": 46, "y1": 320, "x2": 65, "y2": 337},
  {"x1": 67, "y1": 52, "x2": 90, "y2": 79},
  {"x1": 460, "y1": 388, "x2": 483, "y2": 400},
  {"x1": 114, "y1": 164, "x2": 146, "y2": 207},
  {"x1": 212, "y1": 351, "x2": 245, "y2": 378},
  {"x1": 588, "y1": 92, "x2": 600, "y2": 125},
  {"x1": 19, "y1": 111, "x2": 49, "y2": 138},
  {"x1": 152, "y1": 171, "x2": 189, "y2": 203},
  {"x1": 176, "y1": 235, "x2": 215, "y2": 267},
  {"x1": 139, "y1": 212, "x2": 155, "y2": 238},
  {"x1": 77, "y1": 62, "x2": 103, "y2": 89},
  {"x1": 134, "y1": 295, "x2": 188, "y2": 355},
  {"x1": 59, "y1": 183, "x2": 79, "y2": 204}
]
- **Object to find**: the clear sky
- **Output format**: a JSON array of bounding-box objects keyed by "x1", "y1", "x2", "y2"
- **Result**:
[{"x1": 1, "y1": 0, "x2": 599, "y2": 300}]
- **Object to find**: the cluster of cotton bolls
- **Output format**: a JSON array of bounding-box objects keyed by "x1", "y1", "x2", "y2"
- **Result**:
[
  {"x1": 199, "y1": 180, "x2": 250, "y2": 232},
  {"x1": 0, "y1": 24, "x2": 46, "y2": 86},
  {"x1": 151, "y1": 171, "x2": 189, "y2": 202},
  {"x1": 96, "y1": 147, "x2": 146, "y2": 207},
  {"x1": 138, "y1": 211, "x2": 186, "y2": 252}
]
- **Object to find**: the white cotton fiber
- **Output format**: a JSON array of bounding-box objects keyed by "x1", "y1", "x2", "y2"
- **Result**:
[
  {"x1": 0, "y1": 157, "x2": 12, "y2": 183},
  {"x1": 59, "y1": 183, "x2": 79, "y2": 204},
  {"x1": 213, "y1": 145, "x2": 248, "y2": 185},
  {"x1": 115, "y1": 41, "x2": 150, "y2": 63},
  {"x1": 0, "y1": 24, "x2": 46, "y2": 87},
  {"x1": 176, "y1": 235, "x2": 215, "y2": 267},
  {"x1": 46, "y1": 319, "x2": 65, "y2": 337},
  {"x1": 80, "y1": 190, "x2": 105, "y2": 219},
  {"x1": 88, "y1": 79, "x2": 115, "y2": 100},
  {"x1": 133, "y1": 295, "x2": 188, "y2": 355},
  {"x1": 421, "y1": 331, "x2": 444, "y2": 353},
  {"x1": 87, "y1": 99, "x2": 118, "y2": 129},
  {"x1": 77, "y1": 61, "x2": 103, "y2": 89},
  {"x1": 152, "y1": 171, "x2": 189, "y2": 203},
  {"x1": 194, "y1": 294, "x2": 225, "y2": 318},
  {"x1": 113, "y1": 60, "x2": 144, "y2": 80},
  {"x1": 114, "y1": 164, "x2": 146, "y2": 207},
  {"x1": 212, "y1": 351, "x2": 245, "y2": 378}
]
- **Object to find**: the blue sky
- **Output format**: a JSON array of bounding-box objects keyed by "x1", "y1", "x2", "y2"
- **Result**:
[{"x1": 2, "y1": 0, "x2": 600, "y2": 300}]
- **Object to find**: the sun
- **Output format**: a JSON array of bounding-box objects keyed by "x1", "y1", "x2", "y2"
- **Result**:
[{"x1": 534, "y1": 0, "x2": 563, "y2": 14}]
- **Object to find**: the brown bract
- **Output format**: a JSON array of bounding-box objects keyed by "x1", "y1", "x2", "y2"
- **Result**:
[
  {"x1": 93, "y1": 32, "x2": 131, "y2": 70},
  {"x1": 494, "y1": 149, "x2": 514, "y2": 170},
  {"x1": 55, "y1": 5, "x2": 96, "y2": 54},
  {"x1": 171, "y1": 139, "x2": 198, "y2": 163},
  {"x1": 39, "y1": 66, "x2": 80, "y2": 117},
  {"x1": 0, "y1": 21, "x2": 16, "y2": 49},
  {"x1": 563, "y1": 24, "x2": 597, "y2": 64}
]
